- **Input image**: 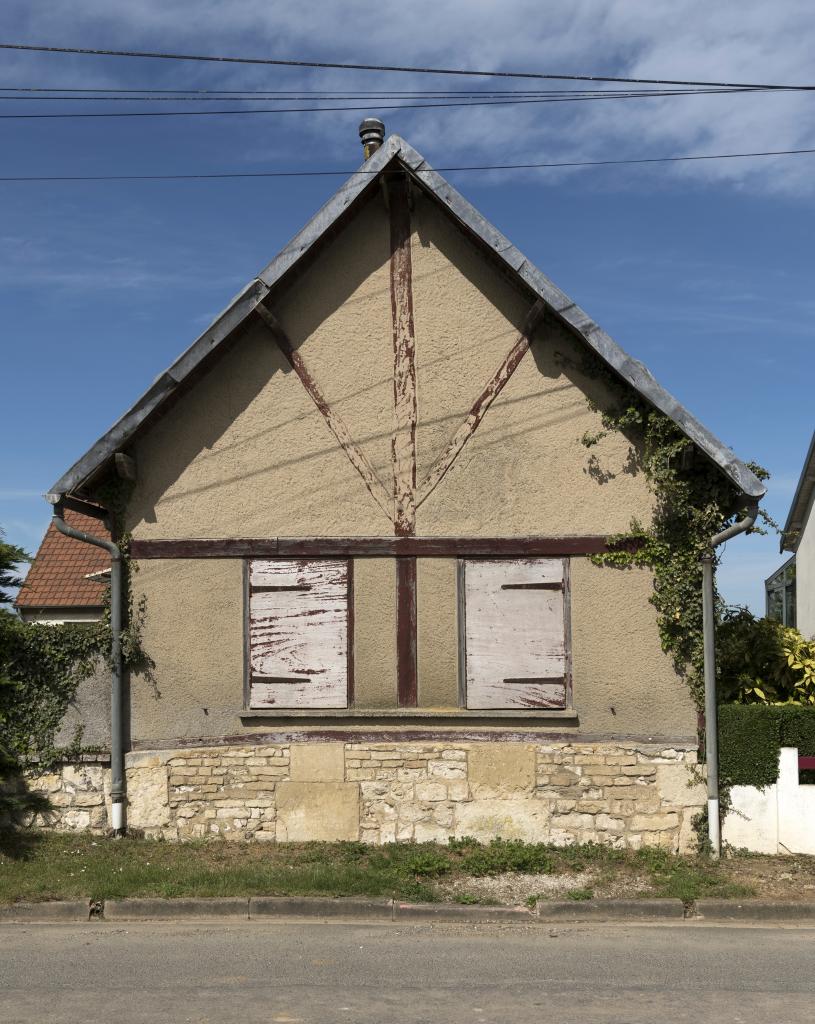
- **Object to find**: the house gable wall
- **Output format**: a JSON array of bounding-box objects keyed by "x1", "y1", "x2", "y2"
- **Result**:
[{"x1": 120, "y1": 186, "x2": 696, "y2": 747}]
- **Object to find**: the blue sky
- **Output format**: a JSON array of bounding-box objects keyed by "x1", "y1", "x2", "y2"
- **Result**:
[{"x1": 1, "y1": 1, "x2": 813, "y2": 613}]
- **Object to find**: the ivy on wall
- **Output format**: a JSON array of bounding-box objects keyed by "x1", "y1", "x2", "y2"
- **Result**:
[
  {"x1": 573, "y1": 349, "x2": 774, "y2": 711},
  {"x1": 1, "y1": 480, "x2": 149, "y2": 772}
]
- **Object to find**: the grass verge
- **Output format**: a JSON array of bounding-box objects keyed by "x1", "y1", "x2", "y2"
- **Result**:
[{"x1": 2, "y1": 831, "x2": 810, "y2": 906}]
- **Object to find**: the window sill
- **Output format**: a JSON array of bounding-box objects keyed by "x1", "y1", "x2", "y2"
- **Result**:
[{"x1": 240, "y1": 707, "x2": 578, "y2": 721}]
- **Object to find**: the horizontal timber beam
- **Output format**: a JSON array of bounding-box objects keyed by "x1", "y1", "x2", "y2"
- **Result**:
[{"x1": 129, "y1": 536, "x2": 639, "y2": 559}]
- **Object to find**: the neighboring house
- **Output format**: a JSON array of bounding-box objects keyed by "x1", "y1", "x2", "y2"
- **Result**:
[
  {"x1": 15, "y1": 507, "x2": 109, "y2": 624},
  {"x1": 774, "y1": 431, "x2": 815, "y2": 637},
  {"x1": 14, "y1": 508, "x2": 111, "y2": 752},
  {"x1": 765, "y1": 555, "x2": 796, "y2": 628},
  {"x1": 38, "y1": 124, "x2": 764, "y2": 849}
]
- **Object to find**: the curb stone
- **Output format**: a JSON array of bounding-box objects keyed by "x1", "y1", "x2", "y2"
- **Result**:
[
  {"x1": 3, "y1": 897, "x2": 814, "y2": 925},
  {"x1": 250, "y1": 897, "x2": 394, "y2": 920},
  {"x1": 104, "y1": 898, "x2": 250, "y2": 920},
  {"x1": 0, "y1": 900, "x2": 91, "y2": 922},
  {"x1": 536, "y1": 899, "x2": 685, "y2": 921},
  {"x1": 394, "y1": 902, "x2": 533, "y2": 923},
  {"x1": 693, "y1": 900, "x2": 815, "y2": 922}
]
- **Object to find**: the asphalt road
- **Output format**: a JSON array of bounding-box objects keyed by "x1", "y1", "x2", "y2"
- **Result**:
[{"x1": 1, "y1": 919, "x2": 814, "y2": 1024}]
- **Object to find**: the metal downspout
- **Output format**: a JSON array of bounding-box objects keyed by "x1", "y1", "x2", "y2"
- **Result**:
[
  {"x1": 701, "y1": 499, "x2": 759, "y2": 858},
  {"x1": 49, "y1": 498, "x2": 125, "y2": 835}
]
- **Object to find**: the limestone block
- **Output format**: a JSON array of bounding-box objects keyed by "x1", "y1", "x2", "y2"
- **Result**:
[
  {"x1": 414, "y1": 821, "x2": 451, "y2": 843},
  {"x1": 467, "y1": 744, "x2": 535, "y2": 798},
  {"x1": 288, "y1": 743, "x2": 346, "y2": 782},
  {"x1": 446, "y1": 780, "x2": 470, "y2": 802},
  {"x1": 455, "y1": 798, "x2": 550, "y2": 843},
  {"x1": 127, "y1": 767, "x2": 170, "y2": 829},
  {"x1": 415, "y1": 782, "x2": 447, "y2": 802},
  {"x1": 596, "y1": 813, "x2": 625, "y2": 832},
  {"x1": 630, "y1": 812, "x2": 679, "y2": 832},
  {"x1": 276, "y1": 782, "x2": 359, "y2": 841},
  {"x1": 63, "y1": 764, "x2": 106, "y2": 792},
  {"x1": 655, "y1": 764, "x2": 706, "y2": 809},
  {"x1": 427, "y1": 761, "x2": 465, "y2": 779}
]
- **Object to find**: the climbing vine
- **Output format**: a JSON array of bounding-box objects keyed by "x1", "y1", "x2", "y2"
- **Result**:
[
  {"x1": 0, "y1": 478, "x2": 150, "y2": 773},
  {"x1": 573, "y1": 350, "x2": 773, "y2": 711}
]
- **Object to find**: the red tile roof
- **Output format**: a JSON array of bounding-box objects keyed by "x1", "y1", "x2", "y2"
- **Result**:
[{"x1": 15, "y1": 508, "x2": 111, "y2": 609}]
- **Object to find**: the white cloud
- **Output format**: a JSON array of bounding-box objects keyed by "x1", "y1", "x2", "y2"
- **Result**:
[{"x1": 2, "y1": 0, "x2": 813, "y2": 193}]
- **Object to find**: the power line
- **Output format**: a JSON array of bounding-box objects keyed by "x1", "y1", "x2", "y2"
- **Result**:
[
  {"x1": 0, "y1": 87, "x2": 767, "y2": 101},
  {"x1": 0, "y1": 85, "x2": 756, "y2": 96},
  {"x1": 1, "y1": 146, "x2": 812, "y2": 182},
  {"x1": 0, "y1": 41, "x2": 811, "y2": 91},
  {"x1": 0, "y1": 89, "x2": 774, "y2": 119}
]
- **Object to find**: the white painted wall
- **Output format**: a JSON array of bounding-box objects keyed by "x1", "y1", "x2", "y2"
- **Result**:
[
  {"x1": 723, "y1": 748, "x2": 815, "y2": 855},
  {"x1": 797, "y1": 490, "x2": 815, "y2": 639}
]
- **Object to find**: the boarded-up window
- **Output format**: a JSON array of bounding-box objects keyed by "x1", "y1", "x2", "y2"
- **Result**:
[
  {"x1": 461, "y1": 558, "x2": 569, "y2": 710},
  {"x1": 247, "y1": 559, "x2": 351, "y2": 709}
]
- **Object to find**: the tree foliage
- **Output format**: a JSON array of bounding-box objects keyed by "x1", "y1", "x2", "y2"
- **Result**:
[
  {"x1": 717, "y1": 608, "x2": 815, "y2": 706},
  {"x1": 0, "y1": 532, "x2": 51, "y2": 830}
]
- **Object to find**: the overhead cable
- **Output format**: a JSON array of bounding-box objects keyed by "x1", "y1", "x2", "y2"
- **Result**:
[
  {"x1": 0, "y1": 41, "x2": 811, "y2": 91},
  {"x1": 1, "y1": 146, "x2": 812, "y2": 182}
]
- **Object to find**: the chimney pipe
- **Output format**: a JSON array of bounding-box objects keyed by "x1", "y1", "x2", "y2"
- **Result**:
[{"x1": 359, "y1": 118, "x2": 385, "y2": 160}]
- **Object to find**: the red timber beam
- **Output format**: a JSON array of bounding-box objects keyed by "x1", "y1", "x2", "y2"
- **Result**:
[
  {"x1": 254, "y1": 302, "x2": 394, "y2": 523},
  {"x1": 129, "y1": 536, "x2": 631, "y2": 559},
  {"x1": 388, "y1": 173, "x2": 419, "y2": 705},
  {"x1": 389, "y1": 174, "x2": 418, "y2": 537}
]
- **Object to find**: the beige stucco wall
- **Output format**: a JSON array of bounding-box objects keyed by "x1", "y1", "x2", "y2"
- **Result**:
[
  {"x1": 569, "y1": 561, "x2": 695, "y2": 737},
  {"x1": 129, "y1": 554, "x2": 695, "y2": 745},
  {"x1": 130, "y1": 558, "x2": 244, "y2": 743},
  {"x1": 119, "y1": 182, "x2": 696, "y2": 748},
  {"x1": 417, "y1": 557, "x2": 459, "y2": 707},
  {"x1": 125, "y1": 198, "x2": 394, "y2": 540},
  {"x1": 410, "y1": 192, "x2": 653, "y2": 536},
  {"x1": 352, "y1": 558, "x2": 397, "y2": 708}
]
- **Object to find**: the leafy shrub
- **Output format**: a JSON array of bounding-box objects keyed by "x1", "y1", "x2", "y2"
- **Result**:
[
  {"x1": 458, "y1": 838, "x2": 554, "y2": 877},
  {"x1": 719, "y1": 704, "x2": 815, "y2": 787},
  {"x1": 405, "y1": 847, "x2": 452, "y2": 878},
  {"x1": 717, "y1": 608, "x2": 815, "y2": 706}
]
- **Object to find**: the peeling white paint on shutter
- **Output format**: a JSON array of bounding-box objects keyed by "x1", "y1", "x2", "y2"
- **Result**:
[
  {"x1": 463, "y1": 558, "x2": 567, "y2": 710},
  {"x1": 248, "y1": 559, "x2": 349, "y2": 709}
]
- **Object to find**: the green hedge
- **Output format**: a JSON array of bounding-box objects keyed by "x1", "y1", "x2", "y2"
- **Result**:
[{"x1": 719, "y1": 704, "x2": 815, "y2": 788}]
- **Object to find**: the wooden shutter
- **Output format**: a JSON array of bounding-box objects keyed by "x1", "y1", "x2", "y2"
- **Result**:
[
  {"x1": 247, "y1": 559, "x2": 350, "y2": 709},
  {"x1": 462, "y1": 558, "x2": 569, "y2": 710}
]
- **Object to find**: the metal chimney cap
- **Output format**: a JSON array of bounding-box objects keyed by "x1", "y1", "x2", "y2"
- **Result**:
[{"x1": 359, "y1": 118, "x2": 385, "y2": 159}]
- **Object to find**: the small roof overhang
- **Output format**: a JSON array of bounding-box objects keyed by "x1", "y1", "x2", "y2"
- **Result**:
[{"x1": 781, "y1": 430, "x2": 815, "y2": 552}]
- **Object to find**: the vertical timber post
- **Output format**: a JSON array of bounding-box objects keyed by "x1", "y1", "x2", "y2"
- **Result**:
[{"x1": 389, "y1": 171, "x2": 418, "y2": 706}]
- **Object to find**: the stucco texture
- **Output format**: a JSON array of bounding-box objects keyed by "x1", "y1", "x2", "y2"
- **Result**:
[
  {"x1": 126, "y1": 199, "x2": 394, "y2": 540},
  {"x1": 352, "y1": 557, "x2": 397, "y2": 708},
  {"x1": 410, "y1": 194, "x2": 654, "y2": 537},
  {"x1": 129, "y1": 558, "x2": 245, "y2": 743},
  {"x1": 569, "y1": 560, "x2": 695, "y2": 737}
]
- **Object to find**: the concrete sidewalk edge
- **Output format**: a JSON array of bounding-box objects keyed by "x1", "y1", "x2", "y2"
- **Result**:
[{"x1": 2, "y1": 897, "x2": 814, "y2": 924}]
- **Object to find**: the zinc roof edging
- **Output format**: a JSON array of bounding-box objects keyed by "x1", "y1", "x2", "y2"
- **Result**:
[{"x1": 781, "y1": 430, "x2": 815, "y2": 552}]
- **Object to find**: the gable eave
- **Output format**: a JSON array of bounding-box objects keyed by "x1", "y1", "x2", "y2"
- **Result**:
[
  {"x1": 781, "y1": 429, "x2": 815, "y2": 551},
  {"x1": 49, "y1": 133, "x2": 765, "y2": 503}
]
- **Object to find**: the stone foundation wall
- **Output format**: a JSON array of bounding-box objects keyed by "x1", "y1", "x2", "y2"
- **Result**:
[
  {"x1": 32, "y1": 758, "x2": 111, "y2": 832},
  {"x1": 32, "y1": 741, "x2": 705, "y2": 852}
]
